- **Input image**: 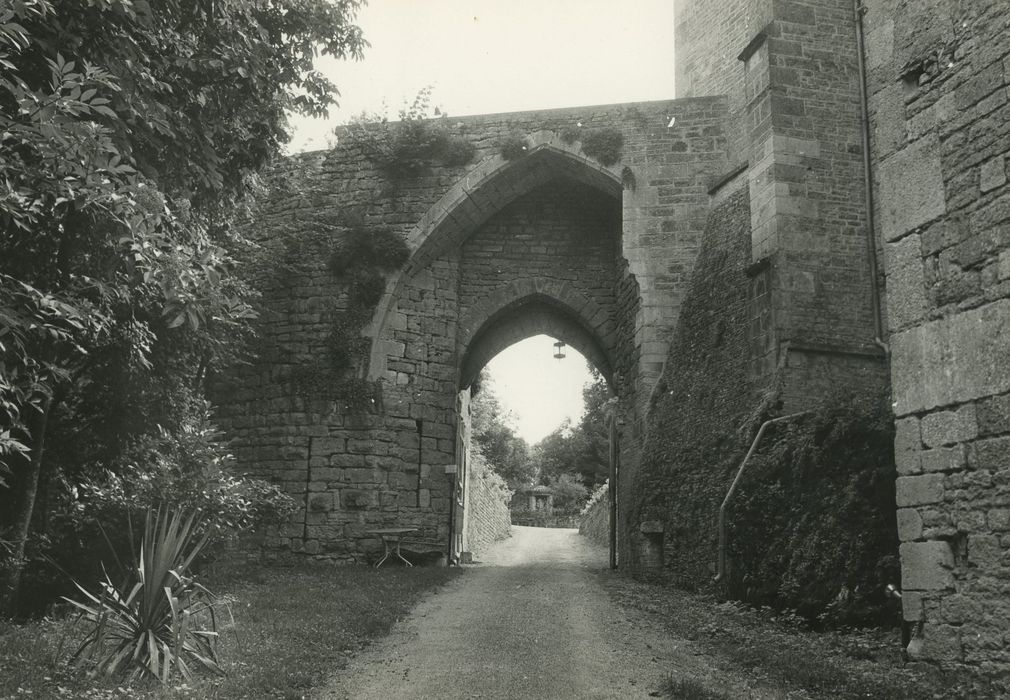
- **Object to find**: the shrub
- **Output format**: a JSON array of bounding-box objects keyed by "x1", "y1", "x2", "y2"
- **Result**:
[
  {"x1": 346, "y1": 88, "x2": 475, "y2": 178},
  {"x1": 499, "y1": 132, "x2": 529, "y2": 160},
  {"x1": 65, "y1": 508, "x2": 223, "y2": 682},
  {"x1": 581, "y1": 129, "x2": 624, "y2": 166},
  {"x1": 559, "y1": 126, "x2": 580, "y2": 145}
]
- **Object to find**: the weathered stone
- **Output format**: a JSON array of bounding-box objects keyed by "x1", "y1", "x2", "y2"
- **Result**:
[
  {"x1": 897, "y1": 508, "x2": 924, "y2": 541},
  {"x1": 891, "y1": 300, "x2": 1010, "y2": 416},
  {"x1": 894, "y1": 416, "x2": 923, "y2": 474},
  {"x1": 920, "y1": 404, "x2": 978, "y2": 447},
  {"x1": 878, "y1": 136, "x2": 947, "y2": 242},
  {"x1": 920, "y1": 445, "x2": 966, "y2": 473},
  {"x1": 900, "y1": 541, "x2": 954, "y2": 590},
  {"x1": 896, "y1": 474, "x2": 945, "y2": 507},
  {"x1": 968, "y1": 534, "x2": 1002, "y2": 569},
  {"x1": 968, "y1": 436, "x2": 1010, "y2": 471},
  {"x1": 977, "y1": 393, "x2": 1010, "y2": 436},
  {"x1": 884, "y1": 234, "x2": 927, "y2": 330},
  {"x1": 988, "y1": 508, "x2": 1010, "y2": 531},
  {"x1": 980, "y1": 155, "x2": 1007, "y2": 193}
]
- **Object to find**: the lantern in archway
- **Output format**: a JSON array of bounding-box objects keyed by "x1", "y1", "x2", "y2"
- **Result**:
[{"x1": 553, "y1": 340, "x2": 566, "y2": 359}]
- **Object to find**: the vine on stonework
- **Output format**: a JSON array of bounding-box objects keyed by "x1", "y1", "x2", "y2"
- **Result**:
[
  {"x1": 345, "y1": 88, "x2": 476, "y2": 179},
  {"x1": 263, "y1": 216, "x2": 408, "y2": 412}
]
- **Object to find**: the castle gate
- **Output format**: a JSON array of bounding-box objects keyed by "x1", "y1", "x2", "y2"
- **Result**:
[{"x1": 215, "y1": 99, "x2": 729, "y2": 562}]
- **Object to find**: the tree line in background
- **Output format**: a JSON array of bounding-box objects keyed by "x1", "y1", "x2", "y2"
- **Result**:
[
  {"x1": 0, "y1": 0, "x2": 365, "y2": 617},
  {"x1": 469, "y1": 365, "x2": 612, "y2": 514}
]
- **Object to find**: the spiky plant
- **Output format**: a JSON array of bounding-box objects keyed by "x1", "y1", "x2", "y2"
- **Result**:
[{"x1": 64, "y1": 507, "x2": 223, "y2": 682}]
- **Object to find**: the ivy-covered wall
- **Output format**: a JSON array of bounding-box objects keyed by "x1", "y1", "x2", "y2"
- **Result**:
[{"x1": 630, "y1": 186, "x2": 756, "y2": 585}]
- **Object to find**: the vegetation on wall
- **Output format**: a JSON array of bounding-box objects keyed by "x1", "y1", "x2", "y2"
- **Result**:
[
  {"x1": 499, "y1": 131, "x2": 530, "y2": 160},
  {"x1": 346, "y1": 88, "x2": 475, "y2": 179},
  {"x1": 580, "y1": 128, "x2": 625, "y2": 166},
  {"x1": 634, "y1": 190, "x2": 755, "y2": 590},
  {"x1": 726, "y1": 393, "x2": 900, "y2": 627},
  {"x1": 272, "y1": 220, "x2": 409, "y2": 411}
]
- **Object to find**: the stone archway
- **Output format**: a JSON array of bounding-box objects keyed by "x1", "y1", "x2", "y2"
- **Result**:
[
  {"x1": 367, "y1": 135, "x2": 623, "y2": 383},
  {"x1": 215, "y1": 98, "x2": 728, "y2": 564}
]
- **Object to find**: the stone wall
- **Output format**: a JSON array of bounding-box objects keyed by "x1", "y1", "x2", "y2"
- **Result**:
[
  {"x1": 463, "y1": 450, "x2": 511, "y2": 558},
  {"x1": 579, "y1": 483, "x2": 610, "y2": 547},
  {"x1": 215, "y1": 98, "x2": 730, "y2": 567},
  {"x1": 631, "y1": 187, "x2": 757, "y2": 583},
  {"x1": 861, "y1": 0, "x2": 1010, "y2": 677}
]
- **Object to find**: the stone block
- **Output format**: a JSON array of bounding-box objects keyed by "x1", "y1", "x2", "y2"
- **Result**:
[
  {"x1": 920, "y1": 445, "x2": 966, "y2": 473},
  {"x1": 907, "y1": 624, "x2": 964, "y2": 663},
  {"x1": 902, "y1": 590, "x2": 924, "y2": 622},
  {"x1": 864, "y1": 18, "x2": 894, "y2": 70},
  {"x1": 896, "y1": 474, "x2": 945, "y2": 507},
  {"x1": 984, "y1": 156, "x2": 1010, "y2": 193},
  {"x1": 988, "y1": 508, "x2": 1010, "y2": 531},
  {"x1": 900, "y1": 541, "x2": 954, "y2": 590},
  {"x1": 879, "y1": 136, "x2": 947, "y2": 242},
  {"x1": 967, "y1": 534, "x2": 1002, "y2": 570},
  {"x1": 884, "y1": 234, "x2": 928, "y2": 329},
  {"x1": 894, "y1": 416, "x2": 922, "y2": 474},
  {"x1": 920, "y1": 404, "x2": 978, "y2": 448},
  {"x1": 897, "y1": 508, "x2": 923, "y2": 541},
  {"x1": 342, "y1": 489, "x2": 373, "y2": 509},
  {"x1": 977, "y1": 393, "x2": 1010, "y2": 436},
  {"x1": 967, "y1": 436, "x2": 1010, "y2": 471},
  {"x1": 891, "y1": 300, "x2": 1010, "y2": 415}
]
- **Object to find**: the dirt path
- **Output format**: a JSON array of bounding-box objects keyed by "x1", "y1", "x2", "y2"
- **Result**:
[{"x1": 315, "y1": 526, "x2": 782, "y2": 700}]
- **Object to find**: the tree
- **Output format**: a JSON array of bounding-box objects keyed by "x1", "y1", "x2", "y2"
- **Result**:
[
  {"x1": 470, "y1": 373, "x2": 535, "y2": 489},
  {"x1": 0, "y1": 0, "x2": 365, "y2": 613},
  {"x1": 532, "y1": 366, "x2": 612, "y2": 490}
]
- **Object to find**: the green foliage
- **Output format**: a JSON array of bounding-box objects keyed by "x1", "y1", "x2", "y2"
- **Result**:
[
  {"x1": 72, "y1": 403, "x2": 296, "y2": 539},
  {"x1": 64, "y1": 508, "x2": 222, "y2": 683},
  {"x1": 545, "y1": 473, "x2": 589, "y2": 515},
  {"x1": 0, "y1": 0, "x2": 364, "y2": 613},
  {"x1": 247, "y1": 211, "x2": 407, "y2": 412},
  {"x1": 580, "y1": 129, "x2": 624, "y2": 166},
  {"x1": 499, "y1": 132, "x2": 530, "y2": 160},
  {"x1": 346, "y1": 88, "x2": 476, "y2": 178},
  {"x1": 534, "y1": 366, "x2": 612, "y2": 490},
  {"x1": 470, "y1": 373, "x2": 535, "y2": 489},
  {"x1": 559, "y1": 126, "x2": 580, "y2": 145},
  {"x1": 327, "y1": 226, "x2": 410, "y2": 276},
  {"x1": 726, "y1": 393, "x2": 900, "y2": 626}
]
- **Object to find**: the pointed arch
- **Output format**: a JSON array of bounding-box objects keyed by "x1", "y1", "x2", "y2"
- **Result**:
[
  {"x1": 367, "y1": 132, "x2": 624, "y2": 380},
  {"x1": 457, "y1": 281, "x2": 617, "y2": 388}
]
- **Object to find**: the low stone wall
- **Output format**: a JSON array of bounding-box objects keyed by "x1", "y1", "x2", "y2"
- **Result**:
[
  {"x1": 465, "y1": 453, "x2": 511, "y2": 556},
  {"x1": 579, "y1": 482, "x2": 609, "y2": 546},
  {"x1": 511, "y1": 513, "x2": 581, "y2": 528}
]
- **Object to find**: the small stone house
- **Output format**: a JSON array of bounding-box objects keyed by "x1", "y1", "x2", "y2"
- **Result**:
[{"x1": 510, "y1": 485, "x2": 554, "y2": 514}]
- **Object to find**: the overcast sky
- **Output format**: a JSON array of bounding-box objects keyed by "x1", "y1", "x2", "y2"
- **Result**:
[{"x1": 289, "y1": 0, "x2": 677, "y2": 442}]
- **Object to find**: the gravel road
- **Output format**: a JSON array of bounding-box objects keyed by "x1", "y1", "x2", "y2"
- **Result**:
[{"x1": 315, "y1": 526, "x2": 779, "y2": 700}]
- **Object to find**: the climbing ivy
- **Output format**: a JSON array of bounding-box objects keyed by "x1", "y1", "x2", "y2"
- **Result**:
[
  {"x1": 726, "y1": 392, "x2": 900, "y2": 627},
  {"x1": 294, "y1": 224, "x2": 407, "y2": 411}
]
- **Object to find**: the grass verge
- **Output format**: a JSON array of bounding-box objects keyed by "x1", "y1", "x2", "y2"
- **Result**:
[
  {"x1": 603, "y1": 575, "x2": 1000, "y2": 700},
  {"x1": 0, "y1": 562, "x2": 462, "y2": 699}
]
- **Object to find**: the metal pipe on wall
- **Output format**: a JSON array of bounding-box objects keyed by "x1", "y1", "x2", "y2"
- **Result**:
[
  {"x1": 853, "y1": 0, "x2": 889, "y2": 355},
  {"x1": 714, "y1": 411, "x2": 811, "y2": 583}
]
